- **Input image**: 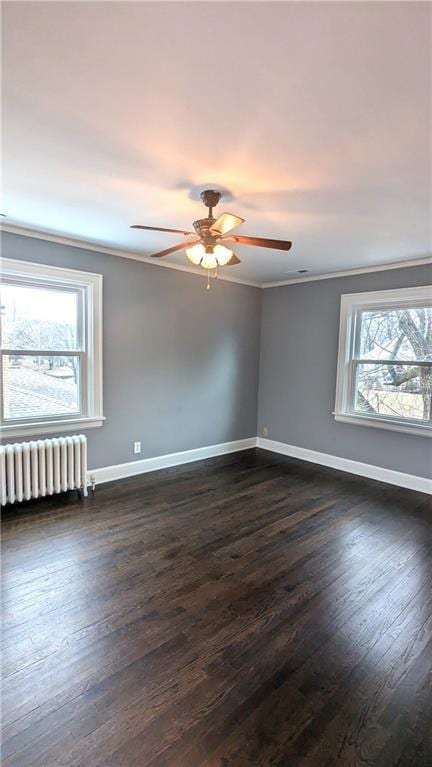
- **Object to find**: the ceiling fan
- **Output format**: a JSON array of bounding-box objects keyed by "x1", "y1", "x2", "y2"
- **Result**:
[{"x1": 131, "y1": 189, "x2": 292, "y2": 271}]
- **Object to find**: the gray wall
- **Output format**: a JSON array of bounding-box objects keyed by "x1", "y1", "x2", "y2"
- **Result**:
[
  {"x1": 2, "y1": 232, "x2": 262, "y2": 468},
  {"x1": 2, "y1": 232, "x2": 431, "y2": 479},
  {"x1": 258, "y1": 264, "x2": 432, "y2": 479}
]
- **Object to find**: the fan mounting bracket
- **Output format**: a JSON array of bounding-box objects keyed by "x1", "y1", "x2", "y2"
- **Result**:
[{"x1": 200, "y1": 189, "x2": 222, "y2": 210}]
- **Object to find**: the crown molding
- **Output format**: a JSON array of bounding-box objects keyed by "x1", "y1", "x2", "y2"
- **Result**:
[
  {"x1": 0, "y1": 224, "x2": 261, "y2": 289},
  {"x1": 2, "y1": 223, "x2": 429, "y2": 290},
  {"x1": 262, "y1": 255, "x2": 432, "y2": 288}
]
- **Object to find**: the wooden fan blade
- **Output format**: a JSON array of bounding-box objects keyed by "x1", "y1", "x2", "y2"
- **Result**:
[
  {"x1": 150, "y1": 239, "x2": 200, "y2": 258},
  {"x1": 210, "y1": 213, "x2": 245, "y2": 236},
  {"x1": 131, "y1": 225, "x2": 195, "y2": 235},
  {"x1": 232, "y1": 235, "x2": 292, "y2": 251},
  {"x1": 226, "y1": 254, "x2": 241, "y2": 266}
]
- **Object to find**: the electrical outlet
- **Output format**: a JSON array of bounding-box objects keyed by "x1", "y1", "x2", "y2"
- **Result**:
[
  {"x1": 133, "y1": 441, "x2": 141, "y2": 454},
  {"x1": 262, "y1": 426, "x2": 268, "y2": 437}
]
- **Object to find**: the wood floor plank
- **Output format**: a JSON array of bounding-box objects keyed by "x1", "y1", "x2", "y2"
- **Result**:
[{"x1": 1, "y1": 448, "x2": 431, "y2": 766}]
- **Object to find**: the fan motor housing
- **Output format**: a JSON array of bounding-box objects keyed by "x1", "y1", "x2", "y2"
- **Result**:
[{"x1": 193, "y1": 218, "x2": 217, "y2": 242}]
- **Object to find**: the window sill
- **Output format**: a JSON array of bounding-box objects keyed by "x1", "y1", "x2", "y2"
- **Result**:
[
  {"x1": 0, "y1": 416, "x2": 105, "y2": 440},
  {"x1": 334, "y1": 412, "x2": 431, "y2": 438}
]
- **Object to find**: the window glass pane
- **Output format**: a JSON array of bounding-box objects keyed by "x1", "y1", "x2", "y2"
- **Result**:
[
  {"x1": 2, "y1": 355, "x2": 80, "y2": 420},
  {"x1": 354, "y1": 363, "x2": 431, "y2": 422},
  {"x1": 0, "y1": 283, "x2": 79, "y2": 351},
  {"x1": 358, "y1": 307, "x2": 432, "y2": 362}
]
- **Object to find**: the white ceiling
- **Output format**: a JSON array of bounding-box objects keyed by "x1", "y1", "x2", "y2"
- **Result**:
[{"x1": 2, "y1": 1, "x2": 431, "y2": 285}]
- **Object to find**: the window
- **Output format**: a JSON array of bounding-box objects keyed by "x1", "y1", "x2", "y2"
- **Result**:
[
  {"x1": 334, "y1": 286, "x2": 432, "y2": 437},
  {"x1": 0, "y1": 258, "x2": 103, "y2": 437}
]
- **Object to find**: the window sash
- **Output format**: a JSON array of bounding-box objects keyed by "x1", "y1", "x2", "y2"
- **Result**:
[
  {"x1": 0, "y1": 350, "x2": 87, "y2": 424},
  {"x1": 348, "y1": 304, "x2": 432, "y2": 424},
  {"x1": 347, "y1": 358, "x2": 432, "y2": 426},
  {"x1": 0, "y1": 279, "x2": 86, "y2": 422},
  {"x1": 0, "y1": 278, "x2": 85, "y2": 353},
  {"x1": 350, "y1": 359, "x2": 432, "y2": 366},
  {"x1": 352, "y1": 305, "x2": 431, "y2": 364}
]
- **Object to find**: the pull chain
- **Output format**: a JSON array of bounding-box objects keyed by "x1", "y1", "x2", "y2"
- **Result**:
[{"x1": 206, "y1": 270, "x2": 211, "y2": 290}]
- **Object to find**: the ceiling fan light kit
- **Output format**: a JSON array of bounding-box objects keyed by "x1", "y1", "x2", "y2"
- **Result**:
[
  {"x1": 186, "y1": 242, "x2": 233, "y2": 268},
  {"x1": 131, "y1": 189, "x2": 292, "y2": 287}
]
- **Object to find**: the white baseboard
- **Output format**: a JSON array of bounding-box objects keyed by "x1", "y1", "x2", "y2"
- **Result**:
[
  {"x1": 257, "y1": 437, "x2": 431, "y2": 495},
  {"x1": 88, "y1": 435, "x2": 431, "y2": 495},
  {"x1": 89, "y1": 437, "x2": 258, "y2": 485}
]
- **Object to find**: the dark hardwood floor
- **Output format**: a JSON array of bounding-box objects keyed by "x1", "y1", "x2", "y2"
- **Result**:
[{"x1": 1, "y1": 448, "x2": 431, "y2": 767}]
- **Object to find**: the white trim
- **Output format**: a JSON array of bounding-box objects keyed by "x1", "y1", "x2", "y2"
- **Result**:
[
  {"x1": 257, "y1": 437, "x2": 431, "y2": 495},
  {"x1": 334, "y1": 285, "x2": 432, "y2": 437},
  {"x1": 0, "y1": 255, "x2": 103, "y2": 284},
  {"x1": 334, "y1": 412, "x2": 431, "y2": 438},
  {"x1": 2, "y1": 224, "x2": 429, "y2": 289},
  {"x1": 0, "y1": 257, "x2": 104, "y2": 436},
  {"x1": 87, "y1": 435, "x2": 431, "y2": 495},
  {"x1": 262, "y1": 256, "x2": 431, "y2": 288},
  {"x1": 88, "y1": 438, "x2": 257, "y2": 485},
  {"x1": 1, "y1": 225, "x2": 261, "y2": 289},
  {"x1": 1, "y1": 416, "x2": 105, "y2": 439},
  {"x1": 338, "y1": 285, "x2": 432, "y2": 308}
]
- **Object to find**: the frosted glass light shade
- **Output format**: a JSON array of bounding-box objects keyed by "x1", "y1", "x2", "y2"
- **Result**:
[
  {"x1": 201, "y1": 251, "x2": 218, "y2": 270},
  {"x1": 186, "y1": 243, "x2": 205, "y2": 265},
  {"x1": 213, "y1": 244, "x2": 233, "y2": 266}
]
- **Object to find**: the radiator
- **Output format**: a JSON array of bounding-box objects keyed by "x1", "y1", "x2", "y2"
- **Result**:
[{"x1": 0, "y1": 435, "x2": 88, "y2": 506}]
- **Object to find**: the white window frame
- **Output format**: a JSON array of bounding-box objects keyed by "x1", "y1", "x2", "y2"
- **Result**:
[
  {"x1": 0, "y1": 257, "x2": 104, "y2": 438},
  {"x1": 334, "y1": 285, "x2": 432, "y2": 438}
]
